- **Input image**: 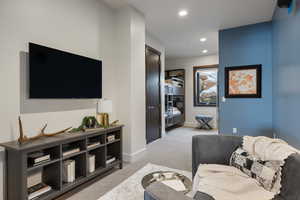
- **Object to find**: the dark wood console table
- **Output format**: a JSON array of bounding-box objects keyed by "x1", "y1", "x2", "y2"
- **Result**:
[{"x1": 0, "y1": 125, "x2": 123, "y2": 200}]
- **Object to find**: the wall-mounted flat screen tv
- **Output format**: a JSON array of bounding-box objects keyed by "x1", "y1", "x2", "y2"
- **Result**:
[{"x1": 29, "y1": 43, "x2": 102, "y2": 98}]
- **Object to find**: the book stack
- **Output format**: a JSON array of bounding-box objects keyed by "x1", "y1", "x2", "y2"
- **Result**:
[
  {"x1": 28, "y1": 151, "x2": 51, "y2": 167},
  {"x1": 107, "y1": 135, "x2": 115, "y2": 143},
  {"x1": 62, "y1": 145, "x2": 80, "y2": 157},
  {"x1": 27, "y1": 170, "x2": 42, "y2": 188},
  {"x1": 28, "y1": 183, "x2": 52, "y2": 200},
  {"x1": 106, "y1": 155, "x2": 116, "y2": 165},
  {"x1": 63, "y1": 160, "x2": 75, "y2": 183},
  {"x1": 87, "y1": 141, "x2": 101, "y2": 149},
  {"x1": 88, "y1": 154, "x2": 96, "y2": 173}
]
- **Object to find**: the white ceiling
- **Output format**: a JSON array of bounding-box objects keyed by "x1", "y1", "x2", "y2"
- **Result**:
[{"x1": 104, "y1": 0, "x2": 276, "y2": 58}]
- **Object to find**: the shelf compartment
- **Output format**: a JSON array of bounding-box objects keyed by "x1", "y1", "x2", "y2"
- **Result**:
[
  {"x1": 43, "y1": 162, "x2": 61, "y2": 191},
  {"x1": 87, "y1": 144, "x2": 105, "y2": 151},
  {"x1": 87, "y1": 167, "x2": 107, "y2": 178},
  {"x1": 62, "y1": 151, "x2": 86, "y2": 160},
  {"x1": 87, "y1": 134, "x2": 105, "y2": 150},
  {"x1": 63, "y1": 153, "x2": 86, "y2": 184},
  {"x1": 27, "y1": 159, "x2": 60, "y2": 172},
  {"x1": 62, "y1": 176, "x2": 86, "y2": 191},
  {"x1": 27, "y1": 146, "x2": 60, "y2": 168},
  {"x1": 106, "y1": 139, "x2": 120, "y2": 145},
  {"x1": 106, "y1": 160, "x2": 121, "y2": 169},
  {"x1": 88, "y1": 146, "x2": 105, "y2": 175},
  {"x1": 62, "y1": 140, "x2": 86, "y2": 158},
  {"x1": 27, "y1": 189, "x2": 60, "y2": 200},
  {"x1": 27, "y1": 161, "x2": 61, "y2": 200},
  {"x1": 106, "y1": 142, "x2": 121, "y2": 168},
  {"x1": 106, "y1": 131, "x2": 121, "y2": 144}
]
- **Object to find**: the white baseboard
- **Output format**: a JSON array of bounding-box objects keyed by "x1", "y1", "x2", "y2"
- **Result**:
[
  {"x1": 123, "y1": 148, "x2": 146, "y2": 163},
  {"x1": 184, "y1": 122, "x2": 198, "y2": 128}
]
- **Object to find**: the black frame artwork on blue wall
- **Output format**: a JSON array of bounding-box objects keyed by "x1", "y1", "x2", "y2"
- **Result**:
[{"x1": 225, "y1": 65, "x2": 262, "y2": 98}]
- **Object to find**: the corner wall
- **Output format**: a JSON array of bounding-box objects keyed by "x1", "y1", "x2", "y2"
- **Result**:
[
  {"x1": 130, "y1": 8, "x2": 147, "y2": 157},
  {"x1": 272, "y1": 3, "x2": 300, "y2": 148},
  {"x1": 219, "y1": 22, "x2": 273, "y2": 136},
  {"x1": 115, "y1": 6, "x2": 146, "y2": 162}
]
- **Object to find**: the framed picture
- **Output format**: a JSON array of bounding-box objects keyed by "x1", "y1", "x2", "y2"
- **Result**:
[
  {"x1": 193, "y1": 65, "x2": 218, "y2": 106},
  {"x1": 225, "y1": 65, "x2": 262, "y2": 98}
]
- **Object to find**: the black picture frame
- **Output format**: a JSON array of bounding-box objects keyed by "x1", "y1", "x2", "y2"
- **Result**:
[
  {"x1": 225, "y1": 65, "x2": 262, "y2": 98},
  {"x1": 193, "y1": 65, "x2": 218, "y2": 107}
]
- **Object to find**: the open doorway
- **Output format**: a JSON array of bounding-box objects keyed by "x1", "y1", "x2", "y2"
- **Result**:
[{"x1": 164, "y1": 57, "x2": 219, "y2": 136}]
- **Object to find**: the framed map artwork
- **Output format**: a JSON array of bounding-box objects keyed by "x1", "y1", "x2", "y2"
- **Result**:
[{"x1": 225, "y1": 65, "x2": 261, "y2": 98}]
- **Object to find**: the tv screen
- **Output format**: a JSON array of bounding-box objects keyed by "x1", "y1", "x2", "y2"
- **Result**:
[{"x1": 29, "y1": 43, "x2": 102, "y2": 98}]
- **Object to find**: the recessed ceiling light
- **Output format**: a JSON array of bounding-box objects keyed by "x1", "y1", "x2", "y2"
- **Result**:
[
  {"x1": 178, "y1": 10, "x2": 188, "y2": 17},
  {"x1": 202, "y1": 49, "x2": 208, "y2": 54},
  {"x1": 200, "y1": 38, "x2": 207, "y2": 42}
]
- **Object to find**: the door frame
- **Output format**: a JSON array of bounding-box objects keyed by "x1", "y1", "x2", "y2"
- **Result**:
[{"x1": 145, "y1": 45, "x2": 162, "y2": 144}]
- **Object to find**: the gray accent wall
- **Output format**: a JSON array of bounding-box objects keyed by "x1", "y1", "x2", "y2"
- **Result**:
[
  {"x1": 219, "y1": 22, "x2": 273, "y2": 137},
  {"x1": 272, "y1": 4, "x2": 300, "y2": 148}
]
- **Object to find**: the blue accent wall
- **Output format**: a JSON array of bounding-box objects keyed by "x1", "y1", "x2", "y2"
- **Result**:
[
  {"x1": 219, "y1": 22, "x2": 273, "y2": 137},
  {"x1": 273, "y1": 4, "x2": 300, "y2": 148}
]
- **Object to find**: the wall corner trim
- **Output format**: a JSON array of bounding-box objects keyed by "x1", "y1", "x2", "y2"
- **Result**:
[{"x1": 123, "y1": 148, "x2": 147, "y2": 163}]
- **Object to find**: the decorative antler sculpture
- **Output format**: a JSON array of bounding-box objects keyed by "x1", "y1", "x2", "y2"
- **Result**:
[
  {"x1": 18, "y1": 116, "x2": 72, "y2": 144},
  {"x1": 110, "y1": 120, "x2": 119, "y2": 126}
]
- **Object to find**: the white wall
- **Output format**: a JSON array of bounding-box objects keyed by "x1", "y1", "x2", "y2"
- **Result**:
[
  {"x1": 0, "y1": 0, "x2": 117, "y2": 199},
  {"x1": 115, "y1": 6, "x2": 132, "y2": 157},
  {"x1": 166, "y1": 55, "x2": 219, "y2": 128},
  {"x1": 129, "y1": 8, "x2": 146, "y2": 156},
  {"x1": 0, "y1": 0, "x2": 158, "y2": 196},
  {"x1": 115, "y1": 6, "x2": 147, "y2": 162},
  {"x1": 146, "y1": 33, "x2": 166, "y2": 136}
]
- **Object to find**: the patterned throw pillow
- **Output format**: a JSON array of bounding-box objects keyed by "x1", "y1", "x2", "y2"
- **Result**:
[
  {"x1": 230, "y1": 147, "x2": 256, "y2": 177},
  {"x1": 250, "y1": 160, "x2": 283, "y2": 191},
  {"x1": 230, "y1": 147, "x2": 283, "y2": 191}
]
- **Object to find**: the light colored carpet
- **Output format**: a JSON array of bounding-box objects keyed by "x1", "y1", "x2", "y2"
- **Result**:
[
  {"x1": 66, "y1": 127, "x2": 217, "y2": 200},
  {"x1": 98, "y1": 163, "x2": 191, "y2": 200}
]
